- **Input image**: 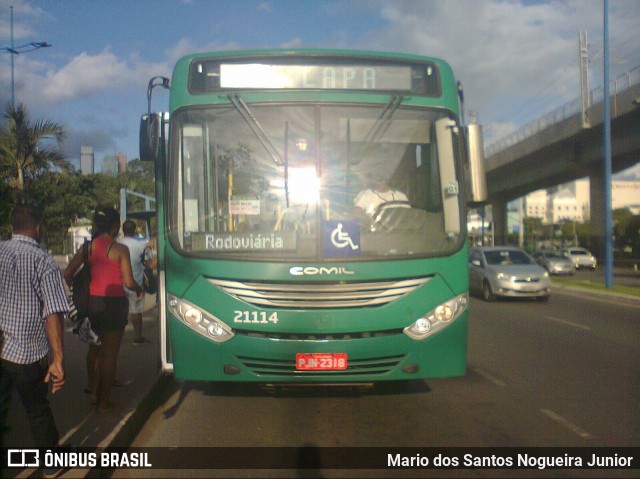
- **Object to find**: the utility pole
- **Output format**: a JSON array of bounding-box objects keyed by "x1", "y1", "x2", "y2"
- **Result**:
[
  {"x1": 579, "y1": 30, "x2": 591, "y2": 128},
  {"x1": 2, "y1": 5, "x2": 52, "y2": 106},
  {"x1": 10, "y1": 5, "x2": 15, "y2": 106},
  {"x1": 603, "y1": 0, "x2": 613, "y2": 288}
]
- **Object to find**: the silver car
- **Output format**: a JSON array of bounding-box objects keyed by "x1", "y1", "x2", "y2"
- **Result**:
[
  {"x1": 469, "y1": 246, "x2": 551, "y2": 302},
  {"x1": 561, "y1": 247, "x2": 597, "y2": 270},
  {"x1": 532, "y1": 251, "x2": 574, "y2": 275}
]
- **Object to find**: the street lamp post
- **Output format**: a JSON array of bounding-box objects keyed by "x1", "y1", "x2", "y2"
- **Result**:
[{"x1": 2, "y1": 6, "x2": 51, "y2": 106}]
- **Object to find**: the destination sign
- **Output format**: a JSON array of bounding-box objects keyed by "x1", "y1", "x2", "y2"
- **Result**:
[
  {"x1": 189, "y1": 56, "x2": 441, "y2": 96},
  {"x1": 185, "y1": 231, "x2": 297, "y2": 252},
  {"x1": 220, "y1": 64, "x2": 412, "y2": 91}
]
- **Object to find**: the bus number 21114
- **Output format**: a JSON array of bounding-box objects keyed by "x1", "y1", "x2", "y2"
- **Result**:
[{"x1": 233, "y1": 311, "x2": 279, "y2": 324}]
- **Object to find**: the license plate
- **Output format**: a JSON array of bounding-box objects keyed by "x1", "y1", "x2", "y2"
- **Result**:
[
  {"x1": 520, "y1": 284, "x2": 539, "y2": 292},
  {"x1": 296, "y1": 353, "x2": 348, "y2": 371}
]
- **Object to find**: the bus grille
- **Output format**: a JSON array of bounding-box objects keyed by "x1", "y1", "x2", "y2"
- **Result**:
[
  {"x1": 208, "y1": 277, "x2": 432, "y2": 309},
  {"x1": 236, "y1": 354, "x2": 406, "y2": 377},
  {"x1": 236, "y1": 329, "x2": 402, "y2": 340}
]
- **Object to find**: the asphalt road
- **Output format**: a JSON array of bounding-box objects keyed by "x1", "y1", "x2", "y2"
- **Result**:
[{"x1": 111, "y1": 289, "x2": 639, "y2": 478}]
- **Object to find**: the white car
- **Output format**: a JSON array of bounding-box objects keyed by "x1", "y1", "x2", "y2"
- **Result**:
[{"x1": 561, "y1": 247, "x2": 597, "y2": 270}]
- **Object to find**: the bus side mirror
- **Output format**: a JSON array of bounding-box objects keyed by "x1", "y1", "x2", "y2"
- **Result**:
[
  {"x1": 465, "y1": 123, "x2": 487, "y2": 206},
  {"x1": 140, "y1": 113, "x2": 163, "y2": 162}
]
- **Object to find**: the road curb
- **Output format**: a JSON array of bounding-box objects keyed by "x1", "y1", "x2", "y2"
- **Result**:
[{"x1": 551, "y1": 284, "x2": 640, "y2": 306}]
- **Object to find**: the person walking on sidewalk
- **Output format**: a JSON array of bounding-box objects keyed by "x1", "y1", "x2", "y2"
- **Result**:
[
  {"x1": 64, "y1": 207, "x2": 142, "y2": 413},
  {"x1": 118, "y1": 220, "x2": 150, "y2": 345},
  {"x1": 0, "y1": 205, "x2": 67, "y2": 458}
]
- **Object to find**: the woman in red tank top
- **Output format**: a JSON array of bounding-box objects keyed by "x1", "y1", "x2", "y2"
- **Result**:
[{"x1": 65, "y1": 207, "x2": 142, "y2": 412}]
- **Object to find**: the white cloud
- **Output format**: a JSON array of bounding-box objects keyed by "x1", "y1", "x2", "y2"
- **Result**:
[
  {"x1": 279, "y1": 37, "x2": 305, "y2": 49},
  {"x1": 483, "y1": 121, "x2": 519, "y2": 141},
  {"x1": 258, "y1": 2, "x2": 272, "y2": 13},
  {"x1": 358, "y1": 0, "x2": 639, "y2": 144},
  {"x1": 0, "y1": 1, "x2": 47, "y2": 41},
  {"x1": 29, "y1": 48, "x2": 132, "y2": 103},
  {"x1": 61, "y1": 126, "x2": 118, "y2": 160},
  {"x1": 14, "y1": 47, "x2": 175, "y2": 107},
  {"x1": 3, "y1": 0, "x2": 638, "y2": 162}
]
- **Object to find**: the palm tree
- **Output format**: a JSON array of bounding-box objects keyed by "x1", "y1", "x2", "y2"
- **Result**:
[{"x1": 0, "y1": 103, "x2": 69, "y2": 190}]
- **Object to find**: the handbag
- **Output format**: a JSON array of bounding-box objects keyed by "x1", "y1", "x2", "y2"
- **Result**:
[
  {"x1": 72, "y1": 241, "x2": 91, "y2": 319},
  {"x1": 141, "y1": 247, "x2": 157, "y2": 294},
  {"x1": 143, "y1": 266, "x2": 157, "y2": 294},
  {"x1": 66, "y1": 291, "x2": 101, "y2": 345},
  {"x1": 69, "y1": 241, "x2": 100, "y2": 345}
]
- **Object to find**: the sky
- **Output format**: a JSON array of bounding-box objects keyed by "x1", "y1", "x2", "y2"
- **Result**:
[{"x1": 1, "y1": 0, "x2": 639, "y2": 178}]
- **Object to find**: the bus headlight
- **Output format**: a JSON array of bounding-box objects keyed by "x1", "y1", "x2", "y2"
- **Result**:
[
  {"x1": 168, "y1": 294, "x2": 234, "y2": 343},
  {"x1": 403, "y1": 293, "x2": 468, "y2": 341}
]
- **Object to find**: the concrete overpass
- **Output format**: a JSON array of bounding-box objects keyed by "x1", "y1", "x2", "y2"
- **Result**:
[{"x1": 482, "y1": 70, "x2": 640, "y2": 256}]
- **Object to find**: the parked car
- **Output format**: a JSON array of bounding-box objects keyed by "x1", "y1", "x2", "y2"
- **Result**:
[
  {"x1": 560, "y1": 247, "x2": 597, "y2": 270},
  {"x1": 469, "y1": 246, "x2": 551, "y2": 302},
  {"x1": 532, "y1": 251, "x2": 574, "y2": 275}
]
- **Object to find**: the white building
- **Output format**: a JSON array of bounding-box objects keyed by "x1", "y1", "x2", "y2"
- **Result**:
[
  {"x1": 525, "y1": 189, "x2": 548, "y2": 220},
  {"x1": 80, "y1": 146, "x2": 94, "y2": 175},
  {"x1": 612, "y1": 180, "x2": 640, "y2": 214},
  {"x1": 522, "y1": 178, "x2": 640, "y2": 224}
]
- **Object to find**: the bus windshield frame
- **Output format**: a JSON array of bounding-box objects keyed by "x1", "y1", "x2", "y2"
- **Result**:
[{"x1": 168, "y1": 100, "x2": 465, "y2": 262}]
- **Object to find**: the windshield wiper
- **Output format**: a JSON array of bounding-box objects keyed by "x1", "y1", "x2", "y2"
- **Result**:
[
  {"x1": 349, "y1": 95, "x2": 403, "y2": 166},
  {"x1": 228, "y1": 94, "x2": 283, "y2": 165},
  {"x1": 363, "y1": 95, "x2": 403, "y2": 143}
]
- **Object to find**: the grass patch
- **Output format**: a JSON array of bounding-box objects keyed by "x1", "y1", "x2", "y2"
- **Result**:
[{"x1": 551, "y1": 276, "x2": 640, "y2": 298}]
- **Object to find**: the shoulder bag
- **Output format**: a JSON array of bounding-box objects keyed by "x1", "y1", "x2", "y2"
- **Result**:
[
  {"x1": 72, "y1": 241, "x2": 91, "y2": 319},
  {"x1": 141, "y1": 247, "x2": 157, "y2": 295}
]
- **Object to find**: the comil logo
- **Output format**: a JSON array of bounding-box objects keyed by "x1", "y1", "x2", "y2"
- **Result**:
[
  {"x1": 7, "y1": 449, "x2": 40, "y2": 467},
  {"x1": 289, "y1": 266, "x2": 355, "y2": 276}
]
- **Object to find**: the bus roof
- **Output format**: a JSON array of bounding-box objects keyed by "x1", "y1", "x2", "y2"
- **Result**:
[{"x1": 176, "y1": 48, "x2": 452, "y2": 68}]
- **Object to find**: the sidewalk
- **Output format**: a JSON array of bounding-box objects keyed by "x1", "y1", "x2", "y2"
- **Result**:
[{"x1": 5, "y1": 295, "x2": 163, "y2": 478}]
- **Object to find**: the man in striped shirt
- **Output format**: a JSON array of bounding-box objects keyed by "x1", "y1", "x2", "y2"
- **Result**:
[{"x1": 0, "y1": 205, "x2": 68, "y2": 453}]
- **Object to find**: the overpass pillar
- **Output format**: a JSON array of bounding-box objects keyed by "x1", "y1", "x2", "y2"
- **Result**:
[
  {"x1": 491, "y1": 200, "x2": 508, "y2": 245},
  {"x1": 589, "y1": 172, "x2": 605, "y2": 259}
]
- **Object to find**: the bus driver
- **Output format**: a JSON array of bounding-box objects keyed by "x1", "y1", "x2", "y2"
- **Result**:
[{"x1": 353, "y1": 172, "x2": 409, "y2": 218}]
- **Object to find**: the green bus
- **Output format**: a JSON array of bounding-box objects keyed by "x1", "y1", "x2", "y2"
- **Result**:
[{"x1": 140, "y1": 49, "x2": 487, "y2": 382}]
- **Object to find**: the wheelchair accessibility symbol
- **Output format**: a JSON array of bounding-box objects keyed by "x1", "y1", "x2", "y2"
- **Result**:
[
  {"x1": 331, "y1": 223, "x2": 359, "y2": 250},
  {"x1": 323, "y1": 220, "x2": 360, "y2": 257}
]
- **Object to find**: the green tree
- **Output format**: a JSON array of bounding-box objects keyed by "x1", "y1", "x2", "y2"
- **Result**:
[
  {"x1": 613, "y1": 208, "x2": 640, "y2": 257},
  {"x1": 117, "y1": 158, "x2": 156, "y2": 213},
  {"x1": 29, "y1": 172, "x2": 87, "y2": 253},
  {"x1": 0, "y1": 181, "x2": 12, "y2": 239},
  {"x1": 523, "y1": 216, "x2": 544, "y2": 251},
  {"x1": 123, "y1": 158, "x2": 155, "y2": 194},
  {"x1": 0, "y1": 103, "x2": 70, "y2": 190}
]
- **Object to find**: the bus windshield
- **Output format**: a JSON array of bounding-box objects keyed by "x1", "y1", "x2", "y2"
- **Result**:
[{"x1": 170, "y1": 102, "x2": 463, "y2": 261}]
